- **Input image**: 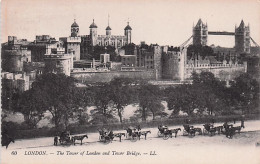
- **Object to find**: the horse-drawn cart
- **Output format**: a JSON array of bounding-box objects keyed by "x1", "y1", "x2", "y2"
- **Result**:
[
  {"x1": 59, "y1": 131, "x2": 73, "y2": 145},
  {"x1": 158, "y1": 125, "x2": 171, "y2": 140},
  {"x1": 98, "y1": 129, "x2": 114, "y2": 144},
  {"x1": 183, "y1": 124, "x2": 202, "y2": 137},
  {"x1": 203, "y1": 123, "x2": 216, "y2": 136},
  {"x1": 125, "y1": 127, "x2": 140, "y2": 142}
]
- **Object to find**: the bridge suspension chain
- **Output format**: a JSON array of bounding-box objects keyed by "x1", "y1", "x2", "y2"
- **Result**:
[
  {"x1": 179, "y1": 35, "x2": 193, "y2": 48},
  {"x1": 250, "y1": 37, "x2": 260, "y2": 47}
]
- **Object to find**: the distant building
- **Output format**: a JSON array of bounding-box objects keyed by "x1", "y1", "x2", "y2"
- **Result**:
[
  {"x1": 79, "y1": 19, "x2": 132, "y2": 59},
  {"x1": 162, "y1": 48, "x2": 186, "y2": 80},
  {"x1": 162, "y1": 46, "x2": 247, "y2": 82},
  {"x1": 211, "y1": 46, "x2": 237, "y2": 64},
  {"x1": 59, "y1": 20, "x2": 81, "y2": 61},
  {"x1": 44, "y1": 47, "x2": 73, "y2": 76},
  {"x1": 235, "y1": 20, "x2": 251, "y2": 54},
  {"x1": 1, "y1": 72, "x2": 30, "y2": 92},
  {"x1": 121, "y1": 55, "x2": 136, "y2": 67},
  {"x1": 136, "y1": 44, "x2": 162, "y2": 69},
  {"x1": 193, "y1": 19, "x2": 208, "y2": 46},
  {"x1": 100, "y1": 53, "x2": 110, "y2": 64},
  {"x1": 1, "y1": 36, "x2": 31, "y2": 72},
  {"x1": 27, "y1": 35, "x2": 59, "y2": 62}
]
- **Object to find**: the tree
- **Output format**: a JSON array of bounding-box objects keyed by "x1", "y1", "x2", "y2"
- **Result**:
[
  {"x1": 149, "y1": 100, "x2": 167, "y2": 120},
  {"x1": 90, "y1": 83, "x2": 117, "y2": 124},
  {"x1": 90, "y1": 45, "x2": 119, "y2": 61},
  {"x1": 138, "y1": 84, "x2": 162, "y2": 121},
  {"x1": 1, "y1": 80, "x2": 21, "y2": 112},
  {"x1": 187, "y1": 45, "x2": 214, "y2": 59},
  {"x1": 32, "y1": 73, "x2": 77, "y2": 129},
  {"x1": 17, "y1": 88, "x2": 47, "y2": 128},
  {"x1": 191, "y1": 71, "x2": 227, "y2": 115},
  {"x1": 70, "y1": 88, "x2": 91, "y2": 125},
  {"x1": 166, "y1": 85, "x2": 199, "y2": 117},
  {"x1": 109, "y1": 77, "x2": 135, "y2": 123},
  {"x1": 122, "y1": 43, "x2": 136, "y2": 55},
  {"x1": 230, "y1": 73, "x2": 259, "y2": 114}
]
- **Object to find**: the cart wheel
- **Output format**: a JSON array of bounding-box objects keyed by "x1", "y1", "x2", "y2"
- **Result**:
[
  {"x1": 203, "y1": 128, "x2": 206, "y2": 135},
  {"x1": 103, "y1": 136, "x2": 110, "y2": 144},
  {"x1": 103, "y1": 139, "x2": 110, "y2": 144},
  {"x1": 163, "y1": 134, "x2": 169, "y2": 140},
  {"x1": 131, "y1": 135, "x2": 138, "y2": 142},
  {"x1": 210, "y1": 131, "x2": 215, "y2": 137},
  {"x1": 183, "y1": 130, "x2": 188, "y2": 136},
  {"x1": 157, "y1": 131, "x2": 161, "y2": 137}
]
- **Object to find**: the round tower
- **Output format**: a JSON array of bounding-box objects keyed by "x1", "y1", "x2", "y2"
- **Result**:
[
  {"x1": 89, "y1": 19, "x2": 98, "y2": 46},
  {"x1": 71, "y1": 19, "x2": 79, "y2": 37},
  {"x1": 124, "y1": 21, "x2": 132, "y2": 44}
]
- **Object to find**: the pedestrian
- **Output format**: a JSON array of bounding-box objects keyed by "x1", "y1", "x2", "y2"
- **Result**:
[
  {"x1": 54, "y1": 136, "x2": 58, "y2": 146},
  {"x1": 212, "y1": 118, "x2": 215, "y2": 124}
]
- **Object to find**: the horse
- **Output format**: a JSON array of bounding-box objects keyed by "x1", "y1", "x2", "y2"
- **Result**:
[
  {"x1": 72, "y1": 134, "x2": 88, "y2": 145},
  {"x1": 233, "y1": 120, "x2": 245, "y2": 134},
  {"x1": 139, "y1": 130, "x2": 151, "y2": 140},
  {"x1": 113, "y1": 133, "x2": 126, "y2": 142},
  {"x1": 1, "y1": 134, "x2": 15, "y2": 149},
  {"x1": 169, "y1": 128, "x2": 181, "y2": 138},
  {"x1": 215, "y1": 126, "x2": 223, "y2": 134}
]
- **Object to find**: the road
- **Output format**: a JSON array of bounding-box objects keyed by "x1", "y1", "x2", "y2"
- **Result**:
[{"x1": 1, "y1": 120, "x2": 260, "y2": 164}]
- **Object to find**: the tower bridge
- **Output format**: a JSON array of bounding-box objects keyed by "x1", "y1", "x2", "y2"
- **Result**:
[
  {"x1": 192, "y1": 19, "x2": 260, "y2": 54},
  {"x1": 208, "y1": 31, "x2": 235, "y2": 36}
]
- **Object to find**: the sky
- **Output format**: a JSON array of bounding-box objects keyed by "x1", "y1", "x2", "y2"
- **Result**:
[{"x1": 1, "y1": 0, "x2": 260, "y2": 47}]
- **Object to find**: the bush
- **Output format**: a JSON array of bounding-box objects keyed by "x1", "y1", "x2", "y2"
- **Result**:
[{"x1": 1, "y1": 121, "x2": 20, "y2": 138}]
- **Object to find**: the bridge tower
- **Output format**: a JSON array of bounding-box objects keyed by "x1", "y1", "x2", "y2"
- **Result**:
[
  {"x1": 193, "y1": 19, "x2": 208, "y2": 46},
  {"x1": 235, "y1": 20, "x2": 250, "y2": 54}
]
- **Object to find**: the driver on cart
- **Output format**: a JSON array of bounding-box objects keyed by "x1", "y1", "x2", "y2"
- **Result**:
[
  {"x1": 102, "y1": 128, "x2": 109, "y2": 136},
  {"x1": 158, "y1": 125, "x2": 168, "y2": 133}
]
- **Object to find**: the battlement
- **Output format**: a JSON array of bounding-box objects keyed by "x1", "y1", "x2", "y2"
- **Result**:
[
  {"x1": 4, "y1": 48, "x2": 31, "y2": 56},
  {"x1": 97, "y1": 35, "x2": 126, "y2": 39},
  {"x1": 8, "y1": 36, "x2": 17, "y2": 42},
  {"x1": 44, "y1": 53, "x2": 72, "y2": 59},
  {"x1": 67, "y1": 36, "x2": 81, "y2": 43},
  {"x1": 1, "y1": 72, "x2": 29, "y2": 81},
  {"x1": 163, "y1": 51, "x2": 181, "y2": 58},
  {"x1": 36, "y1": 35, "x2": 56, "y2": 43},
  {"x1": 80, "y1": 35, "x2": 91, "y2": 38},
  {"x1": 36, "y1": 35, "x2": 50, "y2": 41},
  {"x1": 51, "y1": 47, "x2": 65, "y2": 54},
  {"x1": 8, "y1": 36, "x2": 29, "y2": 45},
  {"x1": 186, "y1": 63, "x2": 245, "y2": 68}
]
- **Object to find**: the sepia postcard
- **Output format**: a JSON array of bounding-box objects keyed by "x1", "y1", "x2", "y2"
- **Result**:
[{"x1": 1, "y1": 0, "x2": 260, "y2": 164}]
